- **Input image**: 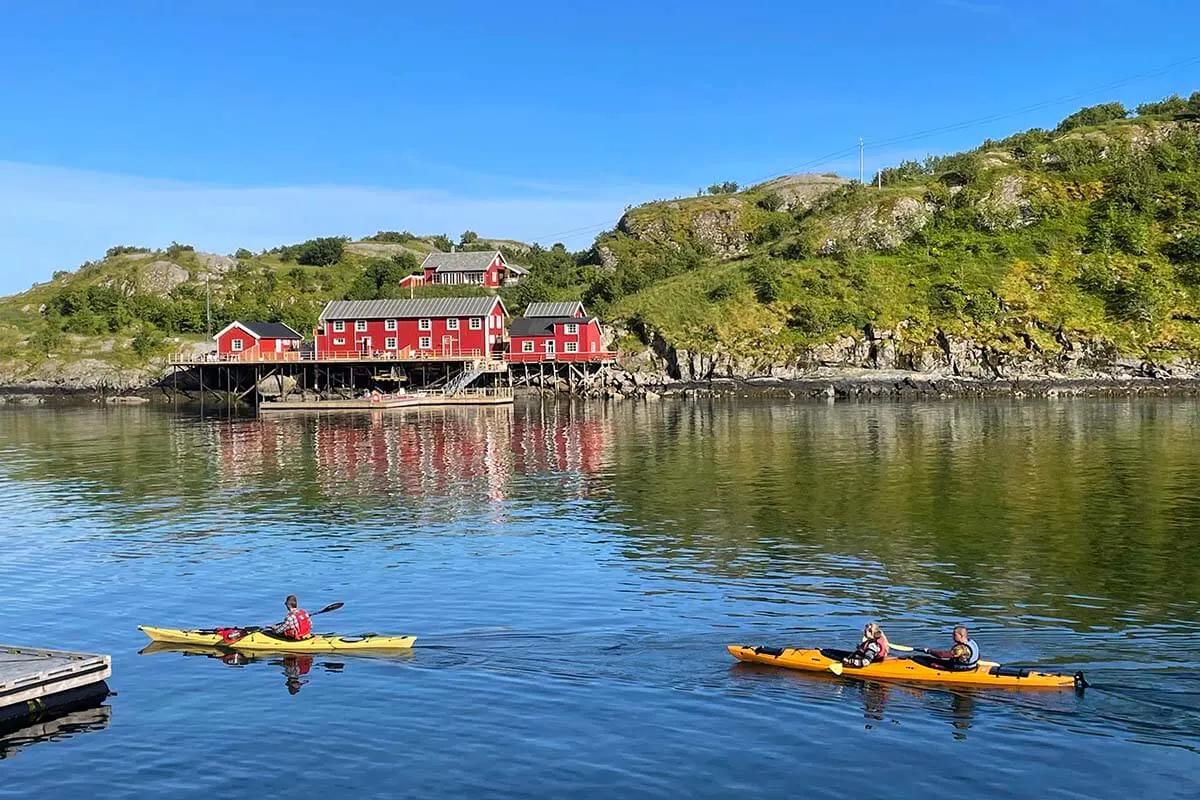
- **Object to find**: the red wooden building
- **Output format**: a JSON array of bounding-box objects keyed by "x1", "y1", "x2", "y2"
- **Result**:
[
  {"x1": 313, "y1": 297, "x2": 508, "y2": 358},
  {"x1": 214, "y1": 321, "x2": 304, "y2": 359},
  {"x1": 508, "y1": 302, "x2": 611, "y2": 362},
  {"x1": 402, "y1": 250, "x2": 527, "y2": 288}
]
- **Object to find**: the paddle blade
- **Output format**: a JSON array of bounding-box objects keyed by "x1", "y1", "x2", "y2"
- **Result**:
[
  {"x1": 828, "y1": 661, "x2": 844, "y2": 676},
  {"x1": 888, "y1": 642, "x2": 916, "y2": 652},
  {"x1": 316, "y1": 602, "x2": 344, "y2": 615}
]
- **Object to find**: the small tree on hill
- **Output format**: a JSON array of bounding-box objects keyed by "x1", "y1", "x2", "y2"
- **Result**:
[
  {"x1": 1055, "y1": 102, "x2": 1128, "y2": 134},
  {"x1": 297, "y1": 237, "x2": 346, "y2": 266},
  {"x1": 707, "y1": 181, "x2": 740, "y2": 195},
  {"x1": 460, "y1": 230, "x2": 479, "y2": 246}
]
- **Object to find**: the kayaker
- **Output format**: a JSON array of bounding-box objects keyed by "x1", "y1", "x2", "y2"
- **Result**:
[
  {"x1": 842, "y1": 622, "x2": 890, "y2": 668},
  {"x1": 919, "y1": 625, "x2": 980, "y2": 671},
  {"x1": 271, "y1": 595, "x2": 313, "y2": 640}
]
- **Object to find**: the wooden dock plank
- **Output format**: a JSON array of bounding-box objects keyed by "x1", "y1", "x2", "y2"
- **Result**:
[{"x1": 0, "y1": 646, "x2": 112, "y2": 718}]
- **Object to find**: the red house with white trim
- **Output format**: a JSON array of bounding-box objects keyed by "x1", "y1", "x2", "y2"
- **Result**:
[
  {"x1": 398, "y1": 250, "x2": 527, "y2": 288},
  {"x1": 215, "y1": 321, "x2": 304, "y2": 360},
  {"x1": 314, "y1": 297, "x2": 508, "y2": 358},
  {"x1": 508, "y1": 302, "x2": 611, "y2": 362}
]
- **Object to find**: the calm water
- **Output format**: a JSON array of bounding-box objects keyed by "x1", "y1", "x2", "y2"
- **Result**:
[{"x1": 1, "y1": 398, "x2": 1198, "y2": 798}]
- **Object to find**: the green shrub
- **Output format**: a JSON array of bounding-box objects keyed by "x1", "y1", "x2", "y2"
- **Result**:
[
  {"x1": 746, "y1": 256, "x2": 783, "y2": 303},
  {"x1": 1055, "y1": 102, "x2": 1128, "y2": 133},
  {"x1": 296, "y1": 237, "x2": 346, "y2": 266}
]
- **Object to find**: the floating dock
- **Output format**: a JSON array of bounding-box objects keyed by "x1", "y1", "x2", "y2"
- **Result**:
[
  {"x1": 259, "y1": 387, "x2": 514, "y2": 412},
  {"x1": 0, "y1": 646, "x2": 112, "y2": 728}
]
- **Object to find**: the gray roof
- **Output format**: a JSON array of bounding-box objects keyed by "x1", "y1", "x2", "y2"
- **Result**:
[
  {"x1": 319, "y1": 297, "x2": 503, "y2": 321},
  {"x1": 524, "y1": 301, "x2": 584, "y2": 318},
  {"x1": 420, "y1": 251, "x2": 502, "y2": 273},
  {"x1": 511, "y1": 316, "x2": 596, "y2": 337},
  {"x1": 238, "y1": 321, "x2": 303, "y2": 339}
]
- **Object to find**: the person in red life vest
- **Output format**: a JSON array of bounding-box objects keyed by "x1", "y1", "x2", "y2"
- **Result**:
[
  {"x1": 918, "y1": 625, "x2": 980, "y2": 671},
  {"x1": 271, "y1": 595, "x2": 313, "y2": 640},
  {"x1": 843, "y1": 621, "x2": 889, "y2": 668}
]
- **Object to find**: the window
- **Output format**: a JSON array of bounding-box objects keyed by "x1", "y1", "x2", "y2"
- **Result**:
[
  {"x1": 522, "y1": 340, "x2": 534, "y2": 353},
  {"x1": 469, "y1": 317, "x2": 482, "y2": 330},
  {"x1": 447, "y1": 318, "x2": 459, "y2": 330},
  {"x1": 355, "y1": 320, "x2": 368, "y2": 332},
  {"x1": 333, "y1": 337, "x2": 346, "y2": 346},
  {"x1": 333, "y1": 320, "x2": 345, "y2": 333},
  {"x1": 565, "y1": 323, "x2": 578, "y2": 335},
  {"x1": 565, "y1": 342, "x2": 578, "y2": 353},
  {"x1": 419, "y1": 336, "x2": 432, "y2": 349},
  {"x1": 231, "y1": 339, "x2": 244, "y2": 352},
  {"x1": 385, "y1": 337, "x2": 397, "y2": 349},
  {"x1": 385, "y1": 319, "x2": 397, "y2": 331},
  {"x1": 419, "y1": 318, "x2": 431, "y2": 331}
]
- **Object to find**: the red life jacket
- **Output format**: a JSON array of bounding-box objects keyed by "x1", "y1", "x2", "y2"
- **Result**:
[{"x1": 290, "y1": 608, "x2": 312, "y2": 640}]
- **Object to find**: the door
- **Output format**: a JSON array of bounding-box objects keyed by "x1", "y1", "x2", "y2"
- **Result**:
[
  {"x1": 442, "y1": 335, "x2": 455, "y2": 356},
  {"x1": 544, "y1": 340, "x2": 555, "y2": 359},
  {"x1": 359, "y1": 337, "x2": 372, "y2": 354}
]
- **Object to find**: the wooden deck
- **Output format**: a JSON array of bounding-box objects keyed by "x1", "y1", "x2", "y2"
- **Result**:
[{"x1": 0, "y1": 646, "x2": 112, "y2": 726}]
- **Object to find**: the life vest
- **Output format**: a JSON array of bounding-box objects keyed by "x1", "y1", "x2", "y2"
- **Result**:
[
  {"x1": 961, "y1": 638, "x2": 979, "y2": 667},
  {"x1": 857, "y1": 634, "x2": 889, "y2": 660},
  {"x1": 289, "y1": 608, "x2": 312, "y2": 640}
]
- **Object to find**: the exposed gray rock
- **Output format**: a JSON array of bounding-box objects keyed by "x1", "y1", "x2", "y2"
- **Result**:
[
  {"x1": 754, "y1": 173, "x2": 849, "y2": 213},
  {"x1": 139, "y1": 261, "x2": 190, "y2": 296},
  {"x1": 195, "y1": 252, "x2": 236, "y2": 275}
]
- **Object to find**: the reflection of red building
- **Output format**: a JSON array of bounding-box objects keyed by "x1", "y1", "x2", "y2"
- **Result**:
[{"x1": 208, "y1": 403, "x2": 615, "y2": 501}]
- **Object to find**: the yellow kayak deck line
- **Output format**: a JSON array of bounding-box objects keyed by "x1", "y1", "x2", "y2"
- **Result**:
[
  {"x1": 139, "y1": 626, "x2": 416, "y2": 652},
  {"x1": 728, "y1": 645, "x2": 1087, "y2": 690}
]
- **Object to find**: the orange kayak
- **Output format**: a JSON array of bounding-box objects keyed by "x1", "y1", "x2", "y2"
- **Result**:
[{"x1": 727, "y1": 645, "x2": 1087, "y2": 690}]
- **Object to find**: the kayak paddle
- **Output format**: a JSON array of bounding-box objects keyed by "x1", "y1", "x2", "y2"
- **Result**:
[
  {"x1": 222, "y1": 602, "x2": 346, "y2": 636},
  {"x1": 828, "y1": 661, "x2": 844, "y2": 675},
  {"x1": 888, "y1": 641, "x2": 999, "y2": 669}
]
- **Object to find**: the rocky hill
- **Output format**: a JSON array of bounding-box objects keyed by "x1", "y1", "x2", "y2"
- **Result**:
[{"x1": 4, "y1": 94, "x2": 1200, "y2": 395}]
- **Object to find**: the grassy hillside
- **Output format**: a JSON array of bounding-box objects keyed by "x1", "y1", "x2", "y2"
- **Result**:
[
  {"x1": 585, "y1": 96, "x2": 1200, "y2": 368},
  {"x1": 4, "y1": 93, "x2": 1200, "y2": 383}
]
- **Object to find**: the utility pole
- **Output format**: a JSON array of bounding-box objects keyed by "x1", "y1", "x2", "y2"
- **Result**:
[
  {"x1": 205, "y1": 275, "x2": 212, "y2": 337},
  {"x1": 858, "y1": 137, "x2": 864, "y2": 184}
]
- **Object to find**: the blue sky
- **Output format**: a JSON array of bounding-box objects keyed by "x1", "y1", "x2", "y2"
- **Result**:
[{"x1": 1, "y1": 0, "x2": 1198, "y2": 293}]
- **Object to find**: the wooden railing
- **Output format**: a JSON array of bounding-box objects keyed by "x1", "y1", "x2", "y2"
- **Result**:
[
  {"x1": 504, "y1": 351, "x2": 617, "y2": 363},
  {"x1": 170, "y1": 349, "x2": 495, "y2": 365}
]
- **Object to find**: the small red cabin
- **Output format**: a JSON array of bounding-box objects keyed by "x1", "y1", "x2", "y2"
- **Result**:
[
  {"x1": 214, "y1": 321, "x2": 304, "y2": 360},
  {"x1": 314, "y1": 296, "x2": 508, "y2": 359},
  {"x1": 508, "y1": 302, "x2": 610, "y2": 362},
  {"x1": 417, "y1": 250, "x2": 526, "y2": 288}
]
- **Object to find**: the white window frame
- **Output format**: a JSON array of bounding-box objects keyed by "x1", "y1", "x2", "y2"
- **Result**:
[
  {"x1": 419, "y1": 318, "x2": 431, "y2": 331},
  {"x1": 565, "y1": 323, "x2": 578, "y2": 335},
  {"x1": 231, "y1": 339, "x2": 244, "y2": 352},
  {"x1": 385, "y1": 337, "x2": 397, "y2": 349},
  {"x1": 469, "y1": 317, "x2": 482, "y2": 330},
  {"x1": 333, "y1": 320, "x2": 345, "y2": 333},
  {"x1": 419, "y1": 336, "x2": 432, "y2": 349},
  {"x1": 385, "y1": 319, "x2": 397, "y2": 331},
  {"x1": 333, "y1": 337, "x2": 346, "y2": 346},
  {"x1": 522, "y1": 340, "x2": 534, "y2": 353},
  {"x1": 355, "y1": 320, "x2": 368, "y2": 332},
  {"x1": 564, "y1": 342, "x2": 578, "y2": 353},
  {"x1": 447, "y1": 318, "x2": 459, "y2": 331}
]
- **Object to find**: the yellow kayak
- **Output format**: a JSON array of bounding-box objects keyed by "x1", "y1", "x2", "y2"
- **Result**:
[
  {"x1": 139, "y1": 626, "x2": 416, "y2": 652},
  {"x1": 728, "y1": 645, "x2": 1087, "y2": 690}
]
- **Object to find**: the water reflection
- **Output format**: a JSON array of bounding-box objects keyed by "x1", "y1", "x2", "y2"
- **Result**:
[
  {"x1": 0, "y1": 701, "x2": 111, "y2": 760},
  {"x1": 139, "y1": 642, "x2": 411, "y2": 695}
]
